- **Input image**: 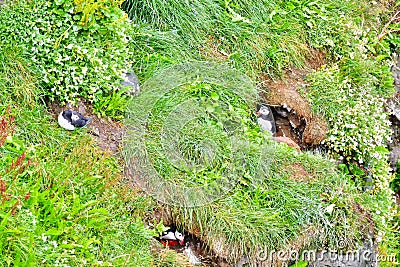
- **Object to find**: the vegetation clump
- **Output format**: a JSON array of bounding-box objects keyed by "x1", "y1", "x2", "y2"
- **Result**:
[{"x1": 0, "y1": 0, "x2": 134, "y2": 117}]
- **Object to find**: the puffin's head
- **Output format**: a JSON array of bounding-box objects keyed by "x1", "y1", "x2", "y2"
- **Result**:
[
  {"x1": 256, "y1": 106, "x2": 270, "y2": 117},
  {"x1": 71, "y1": 113, "x2": 80, "y2": 121},
  {"x1": 63, "y1": 110, "x2": 72, "y2": 116},
  {"x1": 175, "y1": 231, "x2": 185, "y2": 245}
]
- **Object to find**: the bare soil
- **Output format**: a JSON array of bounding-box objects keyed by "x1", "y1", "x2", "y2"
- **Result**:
[
  {"x1": 47, "y1": 99, "x2": 124, "y2": 157},
  {"x1": 200, "y1": 35, "x2": 230, "y2": 61},
  {"x1": 285, "y1": 163, "x2": 314, "y2": 183}
]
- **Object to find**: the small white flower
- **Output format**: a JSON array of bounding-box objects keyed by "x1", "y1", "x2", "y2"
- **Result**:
[{"x1": 82, "y1": 67, "x2": 88, "y2": 76}]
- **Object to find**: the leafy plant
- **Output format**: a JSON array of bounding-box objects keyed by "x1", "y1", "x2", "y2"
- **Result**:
[
  {"x1": 124, "y1": 63, "x2": 375, "y2": 264},
  {"x1": 1, "y1": 0, "x2": 399, "y2": 265},
  {"x1": 306, "y1": 58, "x2": 393, "y2": 184},
  {"x1": 303, "y1": 5, "x2": 399, "y2": 259},
  {"x1": 0, "y1": 123, "x2": 158, "y2": 266},
  {"x1": 93, "y1": 86, "x2": 130, "y2": 119},
  {"x1": 289, "y1": 260, "x2": 309, "y2": 267},
  {"x1": 0, "y1": 0, "x2": 134, "y2": 108}
]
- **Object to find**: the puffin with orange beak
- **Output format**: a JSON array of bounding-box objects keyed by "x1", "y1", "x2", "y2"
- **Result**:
[{"x1": 158, "y1": 228, "x2": 185, "y2": 248}]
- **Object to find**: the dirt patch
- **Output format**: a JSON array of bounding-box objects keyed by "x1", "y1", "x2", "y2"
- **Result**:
[
  {"x1": 200, "y1": 35, "x2": 229, "y2": 61},
  {"x1": 47, "y1": 99, "x2": 124, "y2": 156},
  {"x1": 261, "y1": 49, "x2": 329, "y2": 149},
  {"x1": 263, "y1": 48, "x2": 327, "y2": 120},
  {"x1": 273, "y1": 136, "x2": 301, "y2": 151},
  {"x1": 302, "y1": 116, "x2": 329, "y2": 145},
  {"x1": 264, "y1": 72, "x2": 311, "y2": 120},
  {"x1": 286, "y1": 163, "x2": 314, "y2": 183},
  {"x1": 353, "y1": 201, "x2": 375, "y2": 237}
]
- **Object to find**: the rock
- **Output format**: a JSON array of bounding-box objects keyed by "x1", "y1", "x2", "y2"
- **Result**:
[
  {"x1": 120, "y1": 71, "x2": 140, "y2": 96},
  {"x1": 392, "y1": 52, "x2": 400, "y2": 93},
  {"x1": 183, "y1": 247, "x2": 202, "y2": 265},
  {"x1": 386, "y1": 97, "x2": 400, "y2": 121},
  {"x1": 275, "y1": 119, "x2": 295, "y2": 139},
  {"x1": 92, "y1": 127, "x2": 100, "y2": 136},
  {"x1": 234, "y1": 255, "x2": 249, "y2": 267},
  {"x1": 363, "y1": 175, "x2": 374, "y2": 192},
  {"x1": 282, "y1": 103, "x2": 293, "y2": 113},
  {"x1": 275, "y1": 107, "x2": 289, "y2": 118},
  {"x1": 77, "y1": 101, "x2": 87, "y2": 115},
  {"x1": 308, "y1": 239, "x2": 378, "y2": 267},
  {"x1": 389, "y1": 146, "x2": 400, "y2": 170},
  {"x1": 273, "y1": 136, "x2": 301, "y2": 151}
]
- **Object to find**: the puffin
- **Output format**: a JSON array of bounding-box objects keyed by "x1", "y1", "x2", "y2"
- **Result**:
[
  {"x1": 58, "y1": 110, "x2": 92, "y2": 131},
  {"x1": 158, "y1": 228, "x2": 185, "y2": 248},
  {"x1": 256, "y1": 105, "x2": 277, "y2": 136}
]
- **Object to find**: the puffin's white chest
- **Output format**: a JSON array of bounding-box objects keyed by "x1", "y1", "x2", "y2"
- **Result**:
[
  {"x1": 257, "y1": 117, "x2": 273, "y2": 132},
  {"x1": 160, "y1": 231, "x2": 177, "y2": 240},
  {"x1": 58, "y1": 112, "x2": 75, "y2": 130}
]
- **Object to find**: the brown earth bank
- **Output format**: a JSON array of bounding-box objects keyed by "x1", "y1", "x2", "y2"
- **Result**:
[{"x1": 260, "y1": 49, "x2": 329, "y2": 151}]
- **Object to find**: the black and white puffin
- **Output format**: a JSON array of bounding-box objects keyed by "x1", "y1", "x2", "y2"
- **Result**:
[
  {"x1": 58, "y1": 110, "x2": 92, "y2": 131},
  {"x1": 158, "y1": 228, "x2": 185, "y2": 248},
  {"x1": 256, "y1": 105, "x2": 277, "y2": 136}
]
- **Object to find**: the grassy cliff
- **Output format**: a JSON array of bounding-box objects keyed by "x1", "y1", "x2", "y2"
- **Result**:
[{"x1": 0, "y1": 0, "x2": 399, "y2": 265}]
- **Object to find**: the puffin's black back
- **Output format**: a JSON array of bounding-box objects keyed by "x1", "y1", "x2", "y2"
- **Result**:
[
  {"x1": 72, "y1": 117, "x2": 90, "y2": 127},
  {"x1": 62, "y1": 110, "x2": 73, "y2": 123},
  {"x1": 62, "y1": 110, "x2": 91, "y2": 128}
]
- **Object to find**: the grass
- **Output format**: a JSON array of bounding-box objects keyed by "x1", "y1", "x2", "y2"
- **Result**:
[
  {"x1": 166, "y1": 147, "x2": 371, "y2": 263},
  {"x1": 0, "y1": 0, "x2": 399, "y2": 265},
  {"x1": 301, "y1": 4, "x2": 400, "y2": 263},
  {"x1": 123, "y1": 0, "x2": 386, "y2": 79}
]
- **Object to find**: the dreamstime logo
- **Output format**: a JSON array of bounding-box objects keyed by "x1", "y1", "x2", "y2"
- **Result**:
[
  {"x1": 256, "y1": 239, "x2": 397, "y2": 265},
  {"x1": 123, "y1": 62, "x2": 276, "y2": 207}
]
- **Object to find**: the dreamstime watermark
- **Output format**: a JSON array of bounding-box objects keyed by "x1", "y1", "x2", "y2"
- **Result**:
[{"x1": 256, "y1": 246, "x2": 397, "y2": 265}]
